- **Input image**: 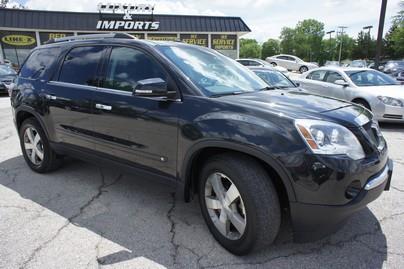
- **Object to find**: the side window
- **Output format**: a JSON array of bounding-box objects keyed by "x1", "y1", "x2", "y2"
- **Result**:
[
  {"x1": 20, "y1": 48, "x2": 60, "y2": 79},
  {"x1": 286, "y1": 56, "x2": 296, "y2": 62},
  {"x1": 277, "y1": 56, "x2": 288, "y2": 60},
  {"x1": 325, "y1": 71, "x2": 345, "y2": 84},
  {"x1": 103, "y1": 47, "x2": 167, "y2": 92},
  {"x1": 249, "y1": 60, "x2": 261, "y2": 66},
  {"x1": 237, "y1": 60, "x2": 248, "y2": 66},
  {"x1": 307, "y1": 70, "x2": 327, "y2": 81},
  {"x1": 58, "y1": 46, "x2": 104, "y2": 86}
]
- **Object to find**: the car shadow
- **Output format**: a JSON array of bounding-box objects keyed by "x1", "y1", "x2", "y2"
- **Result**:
[{"x1": 0, "y1": 156, "x2": 388, "y2": 268}]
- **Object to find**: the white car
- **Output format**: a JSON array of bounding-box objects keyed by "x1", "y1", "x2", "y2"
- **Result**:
[
  {"x1": 265, "y1": 54, "x2": 318, "y2": 73},
  {"x1": 296, "y1": 67, "x2": 404, "y2": 122},
  {"x1": 235, "y1": 58, "x2": 289, "y2": 76}
]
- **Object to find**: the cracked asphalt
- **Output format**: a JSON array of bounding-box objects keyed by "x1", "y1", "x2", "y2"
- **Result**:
[{"x1": 0, "y1": 96, "x2": 403, "y2": 269}]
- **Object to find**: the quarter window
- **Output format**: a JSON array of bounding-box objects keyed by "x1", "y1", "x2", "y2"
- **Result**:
[
  {"x1": 58, "y1": 46, "x2": 104, "y2": 86},
  {"x1": 20, "y1": 48, "x2": 60, "y2": 79},
  {"x1": 103, "y1": 47, "x2": 166, "y2": 92}
]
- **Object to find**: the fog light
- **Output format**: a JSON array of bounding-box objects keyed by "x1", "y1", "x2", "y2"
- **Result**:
[{"x1": 345, "y1": 180, "x2": 362, "y2": 199}]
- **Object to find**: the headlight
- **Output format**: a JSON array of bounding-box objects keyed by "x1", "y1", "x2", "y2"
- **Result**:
[
  {"x1": 377, "y1": 96, "x2": 403, "y2": 107},
  {"x1": 295, "y1": 119, "x2": 365, "y2": 160}
]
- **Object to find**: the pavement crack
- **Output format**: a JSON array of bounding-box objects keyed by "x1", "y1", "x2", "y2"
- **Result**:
[
  {"x1": 167, "y1": 192, "x2": 180, "y2": 266},
  {"x1": 19, "y1": 171, "x2": 122, "y2": 269},
  {"x1": 391, "y1": 186, "x2": 404, "y2": 193}
]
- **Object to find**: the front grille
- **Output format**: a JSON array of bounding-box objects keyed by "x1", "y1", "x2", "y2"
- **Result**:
[{"x1": 383, "y1": 114, "x2": 403, "y2": 119}]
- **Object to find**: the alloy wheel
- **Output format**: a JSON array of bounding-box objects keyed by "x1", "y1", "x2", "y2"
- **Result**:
[
  {"x1": 23, "y1": 126, "x2": 44, "y2": 165},
  {"x1": 204, "y1": 172, "x2": 247, "y2": 240}
]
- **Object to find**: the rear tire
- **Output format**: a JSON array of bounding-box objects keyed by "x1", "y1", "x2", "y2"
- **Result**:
[
  {"x1": 299, "y1": 66, "x2": 308, "y2": 73},
  {"x1": 19, "y1": 118, "x2": 62, "y2": 173},
  {"x1": 198, "y1": 153, "x2": 281, "y2": 255}
]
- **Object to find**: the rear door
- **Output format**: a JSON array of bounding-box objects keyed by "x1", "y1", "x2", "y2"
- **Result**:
[
  {"x1": 299, "y1": 69, "x2": 329, "y2": 95},
  {"x1": 323, "y1": 71, "x2": 348, "y2": 100},
  {"x1": 44, "y1": 45, "x2": 105, "y2": 150},
  {"x1": 90, "y1": 45, "x2": 180, "y2": 178}
]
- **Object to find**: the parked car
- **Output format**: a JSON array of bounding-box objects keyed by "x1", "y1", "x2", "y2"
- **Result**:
[
  {"x1": 248, "y1": 66, "x2": 301, "y2": 90},
  {"x1": 296, "y1": 67, "x2": 404, "y2": 122},
  {"x1": 350, "y1": 60, "x2": 368, "y2": 68},
  {"x1": 265, "y1": 54, "x2": 318, "y2": 73},
  {"x1": 382, "y1": 60, "x2": 404, "y2": 77},
  {"x1": 11, "y1": 33, "x2": 392, "y2": 255},
  {"x1": 236, "y1": 58, "x2": 289, "y2": 76},
  {"x1": 397, "y1": 71, "x2": 404, "y2": 84},
  {"x1": 0, "y1": 65, "x2": 16, "y2": 94},
  {"x1": 324, "y1": 61, "x2": 340, "y2": 67}
]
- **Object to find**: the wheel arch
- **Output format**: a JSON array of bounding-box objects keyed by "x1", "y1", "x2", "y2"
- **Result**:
[
  {"x1": 15, "y1": 107, "x2": 50, "y2": 139},
  {"x1": 351, "y1": 97, "x2": 371, "y2": 110},
  {"x1": 181, "y1": 141, "x2": 296, "y2": 207}
]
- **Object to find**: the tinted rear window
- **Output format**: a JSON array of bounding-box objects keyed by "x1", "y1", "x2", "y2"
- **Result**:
[
  {"x1": 58, "y1": 46, "x2": 104, "y2": 86},
  {"x1": 19, "y1": 47, "x2": 60, "y2": 79}
]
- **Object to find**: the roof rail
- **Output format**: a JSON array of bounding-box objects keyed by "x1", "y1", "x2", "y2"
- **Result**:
[{"x1": 44, "y1": 33, "x2": 136, "y2": 44}]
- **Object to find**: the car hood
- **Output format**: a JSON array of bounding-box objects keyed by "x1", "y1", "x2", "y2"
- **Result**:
[
  {"x1": 220, "y1": 90, "x2": 369, "y2": 127},
  {"x1": 360, "y1": 85, "x2": 404, "y2": 99}
]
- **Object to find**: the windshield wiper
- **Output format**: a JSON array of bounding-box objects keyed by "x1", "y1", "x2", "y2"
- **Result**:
[
  {"x1": 210, "y1": 91, "x2": 245, "y2": 98},
  {"x1": 259, "y1": 86, "x2": 282, "y2": 91}
]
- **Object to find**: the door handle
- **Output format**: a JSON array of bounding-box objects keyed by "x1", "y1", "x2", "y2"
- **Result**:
[
  {"x1": 95, "y1": 103, "x2": 112, "y2": 111},
  {"x1": 45, "y1": 94, "x2": 57, "y2": 100}
]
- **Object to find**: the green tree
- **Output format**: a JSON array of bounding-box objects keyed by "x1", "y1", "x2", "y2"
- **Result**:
[
  {"x1": 261, "y1": 39, "x2": 280, "y2": 59},
  {"x1": 293, "y1": 19, "x2": 325, "y2": 63},
  {"x1": 280, "y1": 27, "x2": 296, "y2": 54},
  {"x1": 239, "y1": 38, "x2": 261, "y2": 58},
  {"x1": 336, "y1": 34, "x2": 355, "y2": 61},
  {"x1": 385, "y1": 1, "x2": 404, "y2": 58}
]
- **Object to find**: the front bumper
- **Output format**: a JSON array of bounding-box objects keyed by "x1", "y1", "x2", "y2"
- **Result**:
[
  {"x1": 373, "y1": 103, "x2": 404, "y2": 122},
  {"x1": 290, "y1": 158, "x2": 393, "y2": 242}
]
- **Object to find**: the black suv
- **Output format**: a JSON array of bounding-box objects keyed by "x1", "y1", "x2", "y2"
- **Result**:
[{"x1": 11, "y1": 33, "x2": 392, "y2": 255}]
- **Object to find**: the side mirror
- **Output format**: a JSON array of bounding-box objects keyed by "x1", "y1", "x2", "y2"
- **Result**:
[
  {"x1": 334, "y1": 79, "x2": 349, "y2": 87},
  {"x1": 133, "y1": 78, "x2": 170, "y2": 97}
]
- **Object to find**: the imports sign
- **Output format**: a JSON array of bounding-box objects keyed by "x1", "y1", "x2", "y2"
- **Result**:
[
  {"x1": 180, "y1": 34, "x2": 208, "y2": 47},
  {"x1": 96, "y1": 2, "x2": 159, "y2": 31}
]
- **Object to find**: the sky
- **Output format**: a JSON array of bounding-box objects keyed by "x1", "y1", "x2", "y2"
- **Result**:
[{"x1": 8, "y1": 0, "x2": 402, "y2": 42}]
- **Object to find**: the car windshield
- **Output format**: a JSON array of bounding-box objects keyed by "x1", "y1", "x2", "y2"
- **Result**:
[
  {"x1": 0, "y1": 65, "x2": 16, "y2": 76},
  {"x1": 351, "y1": 60, "x2": 366, "y2": 67},
  {"x1": 157, "y1": 45, "x2": 267, "y2": 96},
  {"x1": 346, "y1": 70, "x2": 398, "y2": 86},
  {"x1": 253, "y1": 69, "x2": 296, "y2": 88}
]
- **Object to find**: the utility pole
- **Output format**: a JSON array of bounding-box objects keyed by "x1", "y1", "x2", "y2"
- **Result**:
[
  {"x1": 326, "y1": 30, "x2": 335, "y2": 60},
  {"x1": 337, "y1": 26, "x2": 348, "y2": 64},
  {"x1": 375, "y1": 0, "x2": 387, "y2": 69},
  {"x1": 363, "y1": 25, "x2": 373, "y2": 60}
]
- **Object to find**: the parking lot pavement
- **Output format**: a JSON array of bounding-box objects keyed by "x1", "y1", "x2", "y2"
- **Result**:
[{"x1": 0, "y1": 96, "x2": 403, "y2": 269}]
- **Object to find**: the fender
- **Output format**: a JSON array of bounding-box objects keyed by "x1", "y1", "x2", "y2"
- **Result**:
[
  {"x1": 180, "y1": 139, "x2": 297, "y2": 203},
  {"x1": 14, "y1": 105, "x2": 51, "y2": 140}
]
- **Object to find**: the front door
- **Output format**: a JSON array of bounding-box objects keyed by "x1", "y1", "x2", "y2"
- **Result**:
[{"x1": 91, "y1": 46, "x2": 180, "y2": 178}]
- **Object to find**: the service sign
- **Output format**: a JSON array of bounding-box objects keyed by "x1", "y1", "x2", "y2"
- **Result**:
[
  {"x1": 211, "y1": 34, "x2": 237, "y2": 50},
  {"x1": 180, "y1": 34, "x2": 208, "y2": 47},
  {"x1": 39, "y1": 32, "x2": 74, "y2": 44},
  {"x1": 0, "y1": 31, "x2": 37, "y2": 48},
  {"x1": 96, "y1": 2, "x2": 160, "y2": 31},
  {"x1": 147, "y1": 33, "x2": 177, "y2": 41}
]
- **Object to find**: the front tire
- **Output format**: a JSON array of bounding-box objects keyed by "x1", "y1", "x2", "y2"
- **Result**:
[
  {"x1": 19, "y1": 118, "x2": 62, "y2": 173},
  {"x1": 198, "y1": 154, "x2": 281, "y2": 255},
  {"x1": 270, "y1": 62, "x2": 277, "y2": 67}
]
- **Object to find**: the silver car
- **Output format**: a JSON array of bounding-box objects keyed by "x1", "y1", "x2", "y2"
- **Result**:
[
  {"x1": 236, "y1": 58, "x2": 289, "y2": 76},
  {"x1": 265, "y1": 54, "x2": 318, "y2": 73},
  {"x1": 296, "y1": 67, "x2": 404, "y2": 122}
]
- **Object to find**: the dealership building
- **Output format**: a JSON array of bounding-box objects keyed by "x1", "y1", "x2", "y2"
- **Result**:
[{"x1": 0, "y1": 7, "x2": 251, "y2": 66}]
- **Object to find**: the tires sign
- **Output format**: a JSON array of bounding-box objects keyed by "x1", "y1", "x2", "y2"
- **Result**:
[{"x1": 1, "y1": 35, "x2": 36, "y2": 46}]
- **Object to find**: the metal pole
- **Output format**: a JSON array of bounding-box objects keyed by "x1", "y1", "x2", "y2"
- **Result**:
[
  {"x1": 363, "y1": 25, "x2": 373, "y2": 60},
  {"x1": 337, "y1": 26, "x2": 347, "y2": 64},
  {"x1": 326, "y1": 30, "x2": 335, "y2": 61},
  {"x1": 375, "y1": 0, "x2": 387, "y2": 68}
]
